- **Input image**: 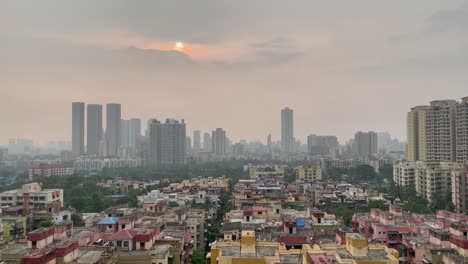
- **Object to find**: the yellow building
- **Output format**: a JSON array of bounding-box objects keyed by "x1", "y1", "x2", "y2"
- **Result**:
[
  {"x1": 207, "y1": 231, "x2": 398, "y2": 264},
  {"x1": 297, "y1": 164, "x2": 322, "y2": 182},
  {"x1": 304, "y1": 233, "x2": 399, "y2": 264},
  {"x1": 207, "y1": 230, "x2": 303, "y2": 264}
]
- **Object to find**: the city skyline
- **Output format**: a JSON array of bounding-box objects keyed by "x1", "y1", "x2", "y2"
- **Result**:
[{"x1": 2, "y1": 1, "x2": 468, "y2": 145}]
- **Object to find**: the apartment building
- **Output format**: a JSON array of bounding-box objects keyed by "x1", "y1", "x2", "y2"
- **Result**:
[
  {"x1": 393, "y1": 162, "x2": 417, "y2": 188},
  {"x1": 406, "y1": 97, "x2": 468, "y2": 163},
  {"x1": 452, "y1": 165, "x2": 468, "y2": 214},
  {"x1": 297, "y1": 164, "x2": 322, "y2": 182},
  {"x1": 394, "y1": 161, "x2": 462, "y2": 203},
  {"x1": 248, "y1": 165, "x2": 285, "y2": 180},
  {"x1": 415, "y1": 162, "x2": 460, "y2": 202},
  {"x1": 456, "y1": 97, "x2": 468, "y2": 163},
  {"x1": 29, "y1": 163, "x2": 74, "y2": 179},
  {"x1": 0, "y1": 183, "x2": 64, "y2": 209}
]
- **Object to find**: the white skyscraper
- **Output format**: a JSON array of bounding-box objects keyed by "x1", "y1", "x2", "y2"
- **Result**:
[
  {"x1": 106, "y1": 103, "x2": 121, "y2": 157},
  {"x1": 72, "y1": 102, "x2": 85, "y2": 157},
  {"x1": 281, "y1": 107, "x2": 294, "y2": 153},
  {"x1": 87, "y1": 104, "x2": 102, "y2": 156}
]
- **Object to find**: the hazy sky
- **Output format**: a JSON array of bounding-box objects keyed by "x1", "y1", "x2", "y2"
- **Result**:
[{"x1": 2, "y1": 1, "x2": 468, "y2": 145}]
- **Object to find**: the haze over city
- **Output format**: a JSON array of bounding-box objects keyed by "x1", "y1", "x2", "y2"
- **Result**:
[
  {"x1": 3, "y1": 2, "x2": 468, "y2": 264},
  {"x1": 2, "y1": 0, "x2": 468, "y2": 145}
]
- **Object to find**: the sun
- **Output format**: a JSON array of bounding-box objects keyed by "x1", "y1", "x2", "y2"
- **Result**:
[{"x1": 175, "y1": 41, "x2": 184, "y2": 49}]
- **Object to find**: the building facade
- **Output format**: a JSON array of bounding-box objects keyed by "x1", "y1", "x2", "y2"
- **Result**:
[
  {"x1": 307, "y1": 134, "x2": 338, "y2": 156},
  {"x1": 193, "y1": 130, "x2": 201, "y2": 153},
  {"x1": 281, "y1": 107, "x2": 294, "y2": 153},
  {"x1": 353, "y1": 131, "x2": 377, "y2": 157},
  {"x1": 148, "y1": 119, "x2": 186, "y2": 167},
  {"x1": 87, "y1": 104, "x2": 102, "y2": 156},
  {"x1": 212, "y1": 128, "x2": 226, "y2": 156},
  {"x1": 456, "y1": 97, "x2": 468, "y2": 163},
  {"x1": 106, "y1": 103, "x2": 122, "y2": 157},
  {"x1": 72, "y1": 102, "x2": 85, "y2": 157}
]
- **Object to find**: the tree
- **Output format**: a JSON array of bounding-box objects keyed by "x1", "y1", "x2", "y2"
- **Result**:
[
  {"x1": 168, "y1": 201, "x2": 180, "y2": 207},
  {"x1": 430, "y1": 191, "x2": 455, "y2": 212},
  {"x1": 191, "y1": 250, "x2": 205, "y2": 264},
  {"x1": 87, "y1": 193, "x2": 105, "y2": 212},
  {"x1": 378, "y1": 164, "x2": 393, "y2": 180},
  {"x1": 368, "y1": 200, "x2": 388, "y2": 211},
  {"x1": 39, "y1": 219, "x2": 53, "y2": 228},
  {"x1": 351, "y1": 165, "x2": 377, "y2": 182},
  {"x1": 72, "y1": 213, "x2": 85, "y2": 227},
  {"x1": 128, "y1": 189, "x2": 143, "y2": 208},
  {"x1": 333, "y1": 207, "x2": 354, "y2": 226},
  {"x1": 404, "y1": 196, "x2": 431, "y2": 214}
]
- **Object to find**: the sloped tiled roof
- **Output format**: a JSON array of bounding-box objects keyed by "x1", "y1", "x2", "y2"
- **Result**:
[{"x1": 110, "y1": 229, "x2": 136, "y2": 240}]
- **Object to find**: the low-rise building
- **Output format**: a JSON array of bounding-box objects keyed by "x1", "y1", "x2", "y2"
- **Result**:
[
  {"x1": 248, "y1": 164, "x2": 285, "y2": 180},
  {"x1": 297, "y1": 164, "x2": 322, "y2": 182},
  {"x1": 0, "y1": 182, "x2": 64, "y2": 209},
  {"x1": 74, "y1": 157, "x2": 143, "y2": 172},
  {"x1": 29, "y1": 163, "x2": 74, "y2": 179}
]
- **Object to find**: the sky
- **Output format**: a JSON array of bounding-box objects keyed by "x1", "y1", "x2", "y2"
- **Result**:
[{"x1": 1, "y1": 0, "x2": 468, "y2": 146}]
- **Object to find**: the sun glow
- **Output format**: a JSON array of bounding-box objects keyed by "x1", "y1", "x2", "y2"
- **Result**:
[{"x1": 175, "y1": 41, "x2": 184, "y2": 50}]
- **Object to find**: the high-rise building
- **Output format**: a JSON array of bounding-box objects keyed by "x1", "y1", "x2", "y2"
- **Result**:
[
  {"x1": 148, "y1": 119, "x2": 186, "y2": 167},
  {"x1": 452, "y1": 165, "x2": 468, "y2": 214},
  {"x1": 426, "y1": 100, "x2": 457, "y2": 163},
  {"x1": 281, "y1": 107, "x2": 294, "y2": 153},
  {"x1": 106, "y1": 103, "x2": 121, "y2": 157},
  {"x1": 87, "y1": 104, "x2": 102, "y2": 156},
  {"x1": 203, "y1": 132, "x2": 212, "y2": 152},
  {"x1": 0, "y1": 147, "x2": 7, "y2": 163},
  {"x1": 120, "y1": 118, "x2": 141, "y2": 150},
  {"x1": 72, "y1": 102, "x2": 85, "y2": 157},
  {"x1": 186, "y1": 136, "x2": 192, "y2": 154},
  {"x1": 212, "y1": 128, "x2": 226, "y2": 156},
  {"x1": 456, "y1": 97, "x2": 468, "y2": 163},
  {"x1": 307, "y1": 134, "x2": 338, "y2": 156},
  {"x1": 406, "y1": 100, "x2": 460, "y2": 163},
  {"x1": 193, "y1": 130, "x2": 201, "y2": 153},
  {"x1": 353, "y1": 131, "x2": 377, "y2": 157}
]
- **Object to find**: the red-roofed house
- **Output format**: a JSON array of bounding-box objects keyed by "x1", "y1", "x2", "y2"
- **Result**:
[{"x1": 108, "y1": 229, "x2": 137, "y2": 251}]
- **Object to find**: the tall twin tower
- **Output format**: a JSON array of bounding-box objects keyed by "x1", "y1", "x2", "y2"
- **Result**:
[{"x1": 72, "y1": 102, "x2": 121, "y2": 157}]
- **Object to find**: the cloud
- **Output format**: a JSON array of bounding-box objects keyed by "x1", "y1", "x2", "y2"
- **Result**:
[{"x1": 426, "y1": 3, "x2": 468, "y2": 34}]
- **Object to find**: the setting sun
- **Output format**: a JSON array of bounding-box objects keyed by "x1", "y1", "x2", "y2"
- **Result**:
[{"x1": 175, "y1": 41, "x2": 184, "y2": 49}]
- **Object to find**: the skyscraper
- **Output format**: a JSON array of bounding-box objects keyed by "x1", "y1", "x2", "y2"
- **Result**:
[
  {"x1": 456, "y1": 97, "x2": 468, "y2": 163},
  {"x1": 281, "y1": 107, "x2": 294, "y2": 153},
  {"x1": 406, "y1": 105, "x2": 428, "y2": 161},
  {"x1": 148, "y1": 119, "x2": 186, "y2": 167},
  {"x1": 193, "y1": 130, "x2": 201, "y2": 153},
  {"x1": 406, "y1": 100, "x2": 459, "y2": 163},
  {"x1": 72, "y1": 102, "x2": 85, "y2": 157},
  {"x1": 186, "y1": 136, "x2": 192, "y2": 154},
  {"x1": 87, "y1": 104, "x2": 102, "y2": 156},
  {"x1": 307, "y1": 134, "x2": 339, "y2": 156},
  {"x1": 212, "y1": 128, "x2": 226, "y2": 156},
  {"x1": 203, "y1": 132, "x2": 212, "y2": 152},
  {"x1": 354, "y1": 131, "x2": 378, "y2": 157},
  {"x1": 106, "y1": 103, "x2": 121, "y2": 157},
  {"x1": 120, "y1": 118, "x2": 141, "y2": 150}
]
